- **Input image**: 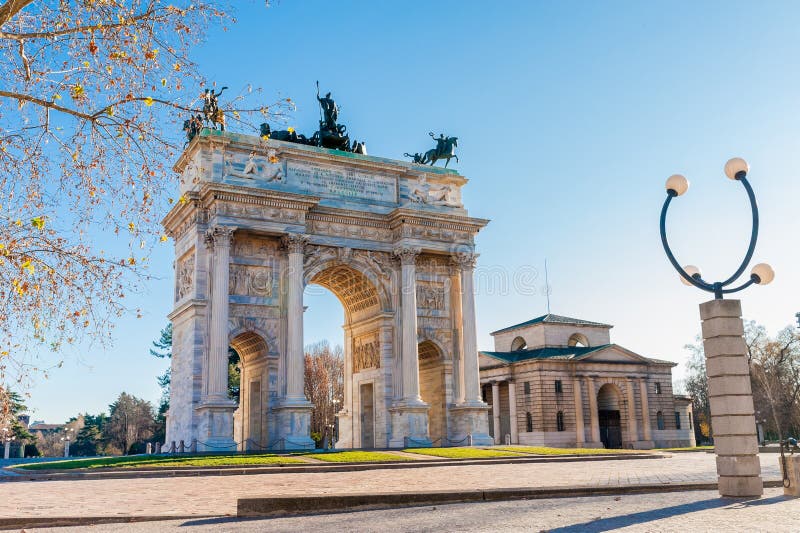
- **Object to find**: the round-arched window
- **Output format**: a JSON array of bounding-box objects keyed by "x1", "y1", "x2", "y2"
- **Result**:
[
  {"x1": 568, "y1": 333, "x2": 589, "y2": 347},
  {"x1": 511, "y1": 336, "x2": 528, "y2": 351}
]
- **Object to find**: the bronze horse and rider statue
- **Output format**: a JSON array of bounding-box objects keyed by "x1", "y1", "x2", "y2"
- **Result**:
[{"x1": 404, "y1": 132, "x2": 459, "y2": 168}]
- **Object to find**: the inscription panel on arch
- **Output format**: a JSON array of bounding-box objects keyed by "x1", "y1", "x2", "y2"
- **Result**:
[{"x1": 285, "y1": 161, "x2": 397, "y2": 204}]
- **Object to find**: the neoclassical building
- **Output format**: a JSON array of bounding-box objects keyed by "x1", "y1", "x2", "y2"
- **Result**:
[
  {"x1": 163, "y1": 129, "x2": 493, "y2": 451},
  {"x1": 479, "y1": 314, "x2": 695, "y2": 449}
]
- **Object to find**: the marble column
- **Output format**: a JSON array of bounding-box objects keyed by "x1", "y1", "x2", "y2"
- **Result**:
[
  {"x1": 639, "y1": 379, "x2": 652, "y2": 442},
  {"x1": 396, "y1": 246, "x2": 423, "y2": 405},
  {"x1": 626, "y1": 379, "x2": 639, "y2": 445},
  {"x1": 273, "y1": 233, "x2": 314, "y2": 451},
  {"x1": 283, "y1": 233, "x2": 308, "y2": 403},
  {"x1": 447, "y1": 251, "x2": 493, "y2": 446},
  {"x1": 508, "y1": 380, "x2": 518, "y2": 444},
  {"x1": 492, "y1": 381, "x2": 501, "y2": 444},
  {"x1": 573, "y1": 378, "x2": 585, "y2": 446},
  {"x1": 700, "y1": 299, "x2": 762, "y2": 497},
  {"x1": 456, "y1": 252, "x2": 483, "y2": 406},
  {"x1": 388, "y1": 246, "x2": 430, "y2": 447},
  {"x1": 195, "y1": 226, "x2": 237, "y2": 452},
  {"x1": 450, "y1": 265, "x2": 465, "y2": 405},
  {"x1": 586, "y1": 377, "x2": 601, "y2": 445}
]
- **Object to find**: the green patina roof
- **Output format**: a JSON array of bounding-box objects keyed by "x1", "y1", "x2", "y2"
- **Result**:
[
  {"x1": 480, "y1": 344, "x2": 612, "y2": 363},
  {"x1": 490, "y1": 313, "x2": 612, "y2": 335}
]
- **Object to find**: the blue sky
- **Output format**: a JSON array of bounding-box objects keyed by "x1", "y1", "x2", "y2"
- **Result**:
[{"x1": 24, "y1": 1, "x2": 800, "y2": 422}]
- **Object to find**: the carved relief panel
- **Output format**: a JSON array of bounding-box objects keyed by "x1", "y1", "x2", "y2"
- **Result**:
[
  {"x1": 175, "y1": 251, "x2": 195, "y2": 302},
  {"x1": 353, "y1": 332, "x2": 381, "y2": 373},
  {"x1": 229, "y1": 265, "x2": 274, "y2": 297}
]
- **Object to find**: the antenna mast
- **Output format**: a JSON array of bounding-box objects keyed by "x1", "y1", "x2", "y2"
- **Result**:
[{"x1": 544, "y1": 259, "x2": 551, "y2": 314}]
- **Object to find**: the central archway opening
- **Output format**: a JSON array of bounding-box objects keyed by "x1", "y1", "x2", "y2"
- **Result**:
[
  {"x1": 418, "y1": 340, "x2": 446, "y2": 445},
  {"x1": 304, "y1": 262, "x2": 385, "y2": 449}
]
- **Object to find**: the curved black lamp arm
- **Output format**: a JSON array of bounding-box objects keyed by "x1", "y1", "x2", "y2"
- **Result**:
[{"x1": 659, "y1": 173, "x2": 760, "y2": 299}]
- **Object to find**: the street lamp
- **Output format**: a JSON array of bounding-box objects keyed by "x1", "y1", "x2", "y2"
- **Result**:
[
  {"x1": 660, "y1": 157, "x2": 774, "y2": 298},
  {"x1": 658, "y1": 157, "x2": 771, "y2": 498},
  {"x1": 60, "y1": 427, "x2": 74, "y2": 458}
]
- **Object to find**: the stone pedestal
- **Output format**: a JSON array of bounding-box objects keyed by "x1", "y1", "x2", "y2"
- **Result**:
[
  {"x1": 448, "y1": 405, "x2": 493, "y2": 446},
  {"x1": 273, "y1": 402, "x2": 315, "y2": 451},
  {"x1": 195, "y1": 400, "x2": 237, "y2": 452},
  {"x1": 334, "y1": 410, "x2": 353, "y2": 449},
  {"x1": 780, "y1": 455, "x2": 800, "y2": 497},
  {"x1": 389, "y1": 405, "x2": 431, "y2": 448},
  {"x1": 700, "y1": 299, "x2": 763, "y2": 498}
]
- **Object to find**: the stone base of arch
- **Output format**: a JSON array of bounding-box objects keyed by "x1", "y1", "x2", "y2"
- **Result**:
[
  {"x1": 272, "y1": 402, "x2": 315, "y2": 451},
  {"x1": 195, "y1": 400, "x2": 237, "y2": 452},
  {"x1": 448, "y1": 405, "x2": 493, "y2": 446},
  {"x1": 388, "y1": 405, "x2": 432, "y2": 448}
]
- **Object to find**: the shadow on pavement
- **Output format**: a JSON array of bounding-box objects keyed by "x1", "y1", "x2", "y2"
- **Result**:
[{"x1": 551, "y1": 495, "x2": 790, "y2": 533}]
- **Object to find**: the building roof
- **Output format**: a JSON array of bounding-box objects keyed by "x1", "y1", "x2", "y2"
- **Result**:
[
  {"x1": 480, "y1": 344, "x2": 612, "y2": 363},
  {"x1": 490, "y1": 313, "x2": 612, "y2": 335}
]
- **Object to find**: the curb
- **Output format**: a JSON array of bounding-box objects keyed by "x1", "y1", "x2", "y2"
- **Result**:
[
  {"x1": 237, "y1": 479, "x2": 786, "y2": 517},
  {"x1": 2, "y1": 453, "x2": 663, "y2": 483},
  {"x1": 0, "y1": 515, "x2": 218, "y2": 531}
]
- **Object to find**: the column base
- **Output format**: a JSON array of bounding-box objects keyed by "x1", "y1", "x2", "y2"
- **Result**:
[
  {"x1": 388, "y1": 404, "x2": 430, "y2": 448},
  {"x1": 272, "y1": 400, "x2": 315, "y2": 451},
  {"x1": 195, "y1": 399, "x2": 237, "y2": 452},
  {"x1": 448, "y1": 404, "x2": 492, "y2": 446},
  {"x1": 581, "y1": 441, "x2": 605, "y2": 449}
]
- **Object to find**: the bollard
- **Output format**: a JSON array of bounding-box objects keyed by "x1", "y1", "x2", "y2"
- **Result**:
[
  {"x1": 178, "y1": 440, "x2": 185, "y2": 453},
  {"x1": 168, "y1": 441, "x2": 176, "y2": 454},
  {"x1": 189, "y1": 439, "x2": 197, "y2": 453},
  {"x1": 467, "y1": 433, "x2": 473, "y2": 447},
  {"x1": 146, "y1": 442, "x2": 152, "y2": 455},
  {"x1": 155, "y1": 442, "x2": 162, "y2": 454},
  {"x1": 505, "y1": 434, "x2": 511, "y2": 445}
]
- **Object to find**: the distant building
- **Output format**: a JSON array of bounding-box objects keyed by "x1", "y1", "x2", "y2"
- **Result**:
[
  {"x1": 479, "y1": 314, "x2": 696, "y2": 449},
  {"x1": 27, "y1": 421, "x2": 65, "y2": 435}
]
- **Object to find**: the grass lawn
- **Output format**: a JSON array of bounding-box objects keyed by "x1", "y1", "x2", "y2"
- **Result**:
[
  {"x1": 303, "y1": 451, "x2": 413, "y2": 463},
  {"x1": 12, "y1": 453, "x2": 305, "y2": 471},
  {"x1": 497, "y1": 446, "x2": 647, "y2": 456},
  {"x1": 402, "y1": 447, "x2": 523, "y2": 459}
]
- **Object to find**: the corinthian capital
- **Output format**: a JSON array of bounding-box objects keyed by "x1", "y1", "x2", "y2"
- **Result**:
[
  {"x1": 281, "y1": 233, "x2": 310, "y2": 254},
  {"x1": 204, "y1": 226, "x2": 236, "y2": 249},
  {"x1": 392, "y1": 246, "x2": 421, "y2": 266},
  {"x1": 451, "y1": 251, "x2": 478, "y2": 270}
]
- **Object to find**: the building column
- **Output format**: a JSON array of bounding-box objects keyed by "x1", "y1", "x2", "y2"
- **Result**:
[
  {"x1": 492, "y1": 381, "x2": 501, "y2": 444},
  {"x1": 195, "y1": 226, "x2": 237, "y2": 452},
  {"x1": 450, "y1": 265, "x2": 465, "y2": 405},
  {"x1": 639, "y1": 379, "x2": 652, "y2": 442},
  {"x1": 626, "y1": 379, "x2": 639, "y2": 445},
  {"x1": 272, "y1": 233, "x2": 314, "y2": 451},
  {"x1": 700, "y1": 299, "x2": 763, "y2": 497},
  {"x1": 573, "y1": 378, "x2": 585, "y2": 446},
  {"x1": 388, "y1": 246, "x2": 430, "y2": 447},
  {"x1": 508, "y1": 380, "x2": 518, "y2": 444},
  {"x1": 586, "y1": 377, "x2": 601, "y2": 445}
]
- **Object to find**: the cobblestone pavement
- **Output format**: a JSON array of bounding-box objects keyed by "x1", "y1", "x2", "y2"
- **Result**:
[
  {"x1": 27, "y1": 488, "x2": 800, "y2": 532},
  {"x1": 0, "y1": 452, "x2": 784, "y2": 520}
]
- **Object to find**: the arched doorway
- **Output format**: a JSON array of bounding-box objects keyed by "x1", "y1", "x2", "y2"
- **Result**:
[
  {"x1": 418, "y1": 340, "x2": 446, "y2": 445},
  {"x1": 304, "y1": 259, "x2": 390, "y2": 449},
  {"x1": 597, "y1": 383, "x2": 623, "y2": 449},
  {"x1": 231, "y1": 331, "x2": 269, "y2": 451}
]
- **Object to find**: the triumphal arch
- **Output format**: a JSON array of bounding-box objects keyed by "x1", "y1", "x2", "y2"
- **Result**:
[{"x1": 163, "y1": 128, "x2": 493, "y2": 450}]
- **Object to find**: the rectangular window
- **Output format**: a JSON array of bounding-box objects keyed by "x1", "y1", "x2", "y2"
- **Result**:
[
  {"x1": 555, "y1": 380, "x2": 563, "y2": 394},
  {"x1": 688, "y1": 412, "x2": 693, "y2": 430},
  {"x1": 524, "y1": 381, "x2": 531, "y2": 396},
  {"x1": 675, "y1": 412, "x2": 681, "y2": 430},
  {"x1": 526, "y1": 412, "x2": 533, "y2": 432},
  {"x1": 556, "y1": 411, "x2": 565, "y2": 431},
  {"x1": 655, "y1": 382, "x2": 662, "y2": 394}
]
